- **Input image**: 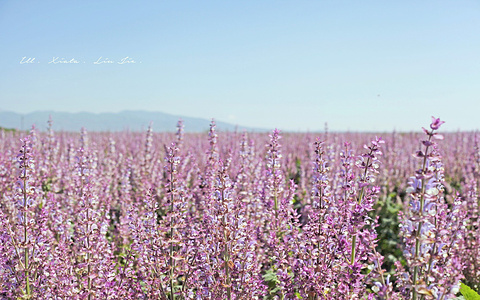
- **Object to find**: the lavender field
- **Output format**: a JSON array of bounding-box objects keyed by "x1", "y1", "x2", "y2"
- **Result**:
[{"x1": 0, "y1": 117, "x2": 478, "y2": 299}]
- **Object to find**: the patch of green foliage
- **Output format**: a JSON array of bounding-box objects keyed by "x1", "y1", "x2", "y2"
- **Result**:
[
  {"x1": 42, "y1": 177, "x2": 53, "y2": 193},
  {"x1": 460, "y1": 283, "x2": 480, "y2": 300},
  {"x1": 263, "y1": 268, "x2": 282, "y2": 299},
  {"x1": 371, "y1": 191, "x2": 404, "y2": 273}
]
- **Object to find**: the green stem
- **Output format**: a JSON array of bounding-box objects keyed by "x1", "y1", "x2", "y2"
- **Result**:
[
  {"x1": 224, "y1": 221, "x2": 231, "y2": 300},
  {"x1": 169, "y1": 165, "x2": 175, "y2": 300},
  {"x1": 350, "y1": 235, "x2": 357, "y2": 266},
  {"x1": 350, "y1": 152, "x2": 370, "y2": 266},
  {"x1": 220, "y1": 175, "x2": 231, "y2": 300},
  {"x1": 273, "y1": 160, "x2": 278, "y2": 228},
  {"x1": 412, "y1": 135, "x2": 432, "y2": 300},
  {"x1": 22, "y1": 147, "x2": 31, "y2": 296},
  {"x1": 86, "y1": 197, "x2": 91, "y2": 300}
]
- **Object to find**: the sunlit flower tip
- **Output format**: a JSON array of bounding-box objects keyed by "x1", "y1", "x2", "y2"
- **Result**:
[
  {"x1": 372, "y1": 136, "x2": 385, "y2": 146},
  {"x1": 430, "y1": 116, "x2": 445, "y2": 130}
]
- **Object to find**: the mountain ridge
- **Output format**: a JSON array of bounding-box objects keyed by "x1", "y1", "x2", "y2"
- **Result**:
[{"x1": 0, "y1": 110, "x2": 264, "y2": 132}]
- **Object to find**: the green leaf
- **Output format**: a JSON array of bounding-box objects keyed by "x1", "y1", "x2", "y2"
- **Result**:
[
  {"x1": 460, "y1": 283, "x2": 480, "y2": 300},
  {"x1": 263, "y1": 269, "x2": 280, "y2": 284},
  {"x1": 294, "y1": 292, "x2": 303, "y2": 299}
]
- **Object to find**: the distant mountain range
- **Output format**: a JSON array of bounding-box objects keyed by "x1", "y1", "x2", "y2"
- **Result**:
[{"x1": 0, "y1": 110, "x2": 264, "y2": 132}]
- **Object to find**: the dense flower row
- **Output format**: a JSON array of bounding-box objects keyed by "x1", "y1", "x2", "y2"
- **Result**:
[{"x1": 0, "y1": 117, "x2": 477, "y2": 299}]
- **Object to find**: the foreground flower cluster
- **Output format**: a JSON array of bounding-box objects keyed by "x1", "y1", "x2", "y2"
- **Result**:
[{"x1": 0, "y1": 117, "x2": 477, "y2": 299}]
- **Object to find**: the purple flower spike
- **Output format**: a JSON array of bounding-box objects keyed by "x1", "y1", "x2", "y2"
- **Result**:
[{"x1": 430, "y1": 116, "x2": 445, "y2": 130}]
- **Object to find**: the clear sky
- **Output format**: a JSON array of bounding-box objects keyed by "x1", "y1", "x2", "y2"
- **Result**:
[{"x1": 0, "y1": 0, "x2": 479, "y2": 132}]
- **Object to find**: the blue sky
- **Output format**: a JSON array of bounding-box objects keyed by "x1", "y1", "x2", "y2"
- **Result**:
[{"x1": 0, "y1": 0, "x2": 479, "y2": 131}]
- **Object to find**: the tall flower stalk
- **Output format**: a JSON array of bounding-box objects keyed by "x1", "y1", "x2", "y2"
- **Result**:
[
  {"x1": 3, "y1": 128, "x2": 51, "y2": 298},
  {"x1": 265, "y1": 129, "x2": 284, "y2": 231},
  {"x1": 164, "y1": 142, "x2": 185, "y2": 300},
  {"x1": 350, "y1": 136, "x2": 384, "y2": 267},
  {"x1": 293, "y1": 139, "x2": 333, "y2": 298},
  {"x1": 262, "y1": 129, "x2": 299, "y2": 298},
  {"x1": 15, "y1": 134, "x2": 36, "y2": 297},
  {"x1": 398, "y1": 117, "x2": 465, "y2": 299}
]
